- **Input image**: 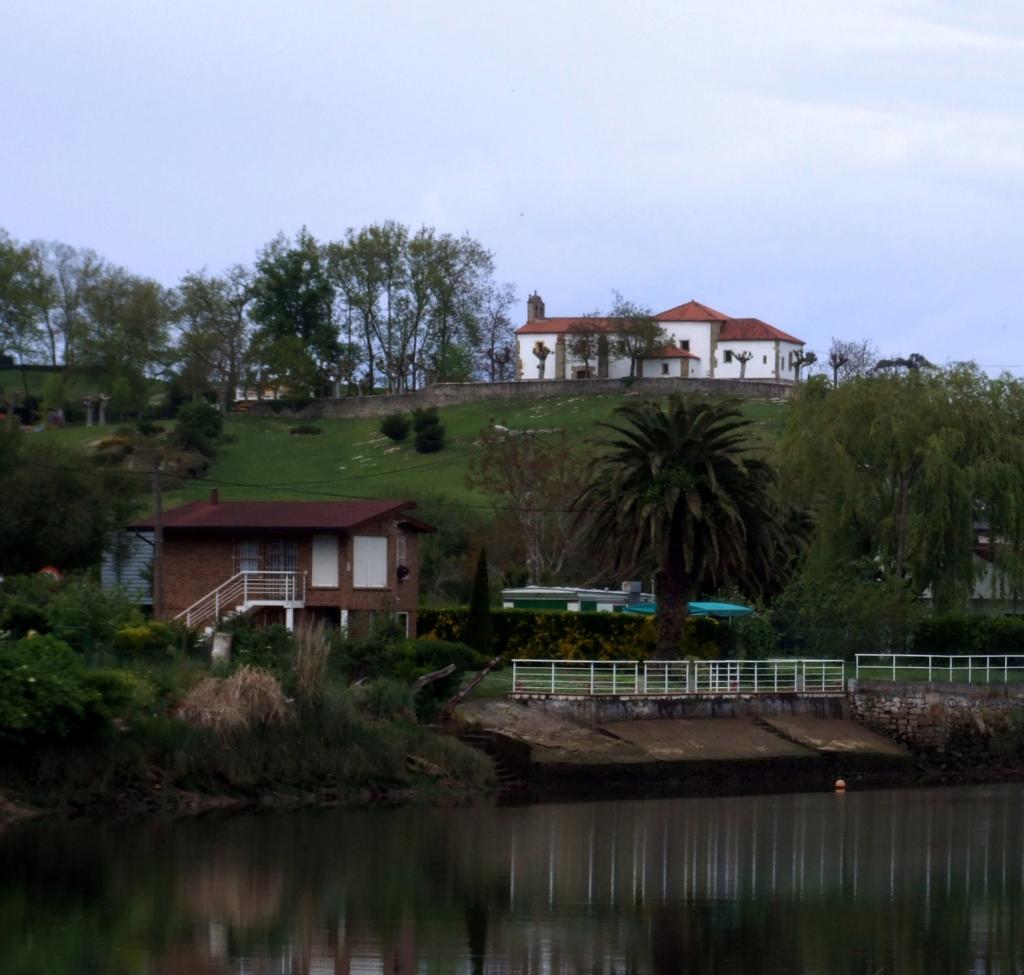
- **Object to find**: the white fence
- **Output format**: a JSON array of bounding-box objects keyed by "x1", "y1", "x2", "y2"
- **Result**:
[
  {"x1": 511, "y1": 659, "x2": 845, "y2": 697},
  {"x1": 855, "y1": 654, "x2": 1024, "y2": 684}
]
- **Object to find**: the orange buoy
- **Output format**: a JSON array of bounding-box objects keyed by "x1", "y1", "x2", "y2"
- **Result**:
[{"x1": 835, "y1": 778, "x2": 847, "y2": 792}]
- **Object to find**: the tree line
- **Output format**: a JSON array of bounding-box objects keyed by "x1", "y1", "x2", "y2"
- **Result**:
[{"x1": 0, "y1": 223, "x2": 518, "y2": 413}]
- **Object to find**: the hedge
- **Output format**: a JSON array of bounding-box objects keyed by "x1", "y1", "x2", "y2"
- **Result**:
[
  {"x1": 417, "y1": 608, "x2": 730, "y2": 661},
  {"x1": 912, "y1": 614, "x2": 1024, "y2": 655}
]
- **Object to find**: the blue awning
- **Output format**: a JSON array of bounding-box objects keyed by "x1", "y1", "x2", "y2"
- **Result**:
[{"x1": 622, "y1": 601, "x2": 754, "y2": 618}]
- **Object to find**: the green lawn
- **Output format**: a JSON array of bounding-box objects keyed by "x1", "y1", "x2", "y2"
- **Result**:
[{"x1": 38, "y1": 392, "x2": 789, "y2": 511}]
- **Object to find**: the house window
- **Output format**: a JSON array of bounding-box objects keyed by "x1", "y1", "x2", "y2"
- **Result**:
[
  {"x1": 267, "y1": 539, "x2": 298, "y2": 572},
  {"x1": 661, "y1": 362, "x2": 670, "y2": 375},
  {"x1": 353, "y1": 535, "x2": 389, "y2": 588},
  {"x1": 762, "y1": 355, "x2": 767, "y2": 364},
  {"x1": 724, "y1": 350, "x2": 734, "y2": 363},
  {"x1": 680, "y1": 340, "x2": 690, "y2": 351},
  {"x1": 234, "y1": 538, "x2": 260, "y2": 573}
]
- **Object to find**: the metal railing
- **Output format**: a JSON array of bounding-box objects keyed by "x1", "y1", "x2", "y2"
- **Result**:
[
  {"x1": 855, "y1": 654, "x2": 1024, "y2": 684},
  {"x1": 172, "y1": 571, "x2": 307, "y2": 629},
  {"x1": 510, "y1": 658, "x2": 845, "y2": 697}
]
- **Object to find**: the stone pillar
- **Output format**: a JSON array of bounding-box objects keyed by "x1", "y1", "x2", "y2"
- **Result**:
[
  {"x1": 597, "y1": 336, "x2": 609, "y2": 378},
  {"x1": 97, "y1": 394, "x2": 110, "y2": 426},
  {"x1": 83, "y1": 397, "x2": 94, "y2": 427},
  {"x1": 211, "y1": 632, "x2": 232, "y2": 665},
  {"x1": 555, "y1": 337, "x2": 566, "y2": 379}
]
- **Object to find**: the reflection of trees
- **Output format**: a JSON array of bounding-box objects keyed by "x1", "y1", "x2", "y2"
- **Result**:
[{"x1": 1, "y1": 787, "x2": 1024, "y2": 972}]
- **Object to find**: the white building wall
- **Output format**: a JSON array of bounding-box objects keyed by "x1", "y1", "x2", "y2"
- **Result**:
[
  {"x1": 778, "y1": 341, "x2": 802, "y2": 381},
  {"x1": 659, "y1": 322, "x2": 712, "y2": 378},
  {"x1": 715, "y1": 341, "x2": 782, "y2": 379},
  {"x1": 517, "y1": 333, "x2": 561, "y2": 380}
]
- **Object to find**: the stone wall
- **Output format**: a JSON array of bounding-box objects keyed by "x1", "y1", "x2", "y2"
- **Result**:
[
  {"x1": 248, "y1": 376, "x2": 794, "y2": 420},
  {"x1": 850, "y1": 679, "x2": 1024, "y2": 761},
  {"x1": 513, "y1": 692, "x2": 845, "y2": 726}
]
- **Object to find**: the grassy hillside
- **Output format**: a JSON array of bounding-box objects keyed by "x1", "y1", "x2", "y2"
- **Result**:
[{"x1": 40, "y1": 392, "x2": 789, "y2": 510}]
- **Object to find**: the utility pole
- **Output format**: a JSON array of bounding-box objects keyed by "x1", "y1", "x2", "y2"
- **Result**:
[{"x1": 152, "y1": 454, "x2": 164, "y2": 618}]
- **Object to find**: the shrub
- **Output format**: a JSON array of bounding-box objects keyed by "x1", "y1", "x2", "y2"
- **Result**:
[
  {"x1": 420, "y1": 607, "x2": 656, "y2": 659},
  {"x1": 289, "y1": 424, "x2": 323, "y2": 436},
  {"x1": 47, "y1": 578, "x2": 145, "y2": 650},
  {"x1": 176, "y1": 666, "x2": 289, "y2": 737},
  {"x1": 0, "y1": 635, "x2": 136, "y2": 743},
  {"x1": 111, "y1": 621, "x2": 178, "y2": 658},
  {"x1": 411, "y1": 406, "x2": 440, "y2": 432},
  {"x1": 357, "y1": 678, "x2": 416, "y2": 722},
  {"x1": 175, "y1": 399, "x2": 223, "y2": 455},
  {"x1": 224, "y1": 620, "x2": 295, "y2": 676},
  {"x1": 135, "y1": 419, "x2": 164, "y2": 437},
  {"x1": 912, "y1": 615, "x2": 977, "y2": 655},
  {"x1": 414, "y1": 423, "x2": 445, "y2": 453},
  {"x1": 379, "y1": 412, "x2": 411, "y2": 441}
]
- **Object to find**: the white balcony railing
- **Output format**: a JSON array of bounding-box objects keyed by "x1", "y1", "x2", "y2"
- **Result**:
[
  {"x1": 172, "y1": 570, "x2": 306, "y2": 630},
  {"x1": 510, "y1": 658, "x2": 845, "y2": 697}
]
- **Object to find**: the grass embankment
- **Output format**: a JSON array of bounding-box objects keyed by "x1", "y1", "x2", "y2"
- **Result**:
[{"x1": 39, "y1": 393, "x2": 787, "y2": 509}]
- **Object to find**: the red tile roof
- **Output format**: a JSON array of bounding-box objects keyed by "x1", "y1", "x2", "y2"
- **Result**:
[
  {"x1": 653, "y1": 299, "x2": 731, "y2": 322},
  {"x1": 516, "y1": 317, "x2": 623, "y2": 336},
  {"x1": 130, "y1": 498, "x2": 434, "y2": 532},
  {"x1": 648, "y1": 345, "x2": 700, "y2": 359},
  {"x1": 719, "y1": 318, "x2": 803, "y2": 344}
]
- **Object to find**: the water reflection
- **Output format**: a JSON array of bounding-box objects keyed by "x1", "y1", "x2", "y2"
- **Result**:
[{"x1": 1, "y1": 785, "x2": 1023, "y2": 973}]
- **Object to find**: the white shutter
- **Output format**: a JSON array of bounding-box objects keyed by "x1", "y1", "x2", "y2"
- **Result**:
[
  {"x1": 311, "y1": 534, "x2": 339, "y2": 587},
  {"x1": 353, "y1": 535, "x2": 388, "y2": 588}
]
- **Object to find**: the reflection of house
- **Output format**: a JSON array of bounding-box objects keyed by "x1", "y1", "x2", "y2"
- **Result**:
[
  {"x1": 515, "y1": 294, "x2": 805, "y2": 382},
  {"x1": 128, "y1": 492, "x2": 433, "y2": 634}
]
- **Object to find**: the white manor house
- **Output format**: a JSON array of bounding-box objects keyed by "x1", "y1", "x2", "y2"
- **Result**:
[{"x1": 515, "y1": 294, "x2": 806, "y2": 383}]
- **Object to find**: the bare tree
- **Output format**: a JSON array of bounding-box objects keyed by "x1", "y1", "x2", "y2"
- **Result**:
[
  {"x1": 477, "y1": 281, "x2": 517, "y2": 381},
  {"x1": 566, "y1": 313, "x2": 603, "y2": 377},
  {"x1": 734, "y1": 350, "x2": 753, "y2": 379},
  {"x1": 828, "y1": 338, "x2": 878, "y2": 385},
  {"x1": 609, "y1": 293, "x2": 666, "y2": 378},
  {"x1": 467, "y1": 427, "x2": 586, "y2": 584},
  {"x1": 792, "y1": 349, "x2": 817, "y2": 383}
]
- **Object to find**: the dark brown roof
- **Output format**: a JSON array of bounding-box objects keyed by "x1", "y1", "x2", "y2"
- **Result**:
[
  {"x1": 129, "y1": 497, "x2": 434, "y2": 532},
  {"x1": 653, "y1": 299, "x2": 731, "y2": 322},
  {"x1": 719, "y1": 317, "x2": 804, "y2": 344}
]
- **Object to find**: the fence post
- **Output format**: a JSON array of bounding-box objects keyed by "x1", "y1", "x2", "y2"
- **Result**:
[
  {"x1": 968, "y1": 657, "x2": 972, "y2": 683},
  {"x1": 987, "y1": 656, "x2": 991, "y2": 683},
  {"x1": 635, "y1": 661, "x2": 640, "y2": 695},
  {"x1": 590, "y1": 661, "x2": 595, "y2": 696},
  {"x1": 754, "y1": 662, "x2": 759, "y2": 694},
  {"x1": 513, "y1": 660, "x2": 518, "y2": 691},
  {"x1": 928, "y1": 655, "x2": 932, "y2": 682},
  {"x1": 1005, "y1": 657, "x2": 1009, "y2": 683},
  {"x1": 612, "y1": 663, "x2": 617, "y2": 695}
]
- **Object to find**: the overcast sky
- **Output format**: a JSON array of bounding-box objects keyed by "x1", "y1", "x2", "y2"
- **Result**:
[{"x1": 4, "y1": 1, "x2": 1024, "y2": 369}]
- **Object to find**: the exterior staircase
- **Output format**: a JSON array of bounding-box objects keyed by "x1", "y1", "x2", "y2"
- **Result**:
[{"x1": 172, "y1": 571, "x2": 307, "y2": 631}]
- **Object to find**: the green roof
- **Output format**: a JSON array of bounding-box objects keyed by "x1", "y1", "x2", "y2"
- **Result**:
[{"x1": 622, "y1": 601, "x2": 754, "y2": 618}]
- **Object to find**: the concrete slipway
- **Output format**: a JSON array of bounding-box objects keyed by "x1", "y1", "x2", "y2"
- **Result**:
[{"x1": 455, "y1": 699, "x2": 912, "y2": 799}]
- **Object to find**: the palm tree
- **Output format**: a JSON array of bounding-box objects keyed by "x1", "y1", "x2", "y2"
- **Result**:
[{"x1": 574, "y1": 395, "x2": 796, "y2": 657}]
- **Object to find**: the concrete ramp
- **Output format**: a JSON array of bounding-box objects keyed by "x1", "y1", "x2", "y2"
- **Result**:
[
  {"x1": 757, "y1": 715, "x2": 909, "y2": 757},
  {"x1": 599, "y1": 718, "x2": 815, "y2": 761},
  {"x1": 456, "y1": 699, "x2": 914, "y2": 799}
]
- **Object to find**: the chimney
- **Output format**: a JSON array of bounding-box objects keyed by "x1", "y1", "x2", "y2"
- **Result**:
[
  {"x1": 209, "y1": 488, "x2": 219, "y2": 505},
  {"x1": 527, "y1": 292, "x2": 545, "y2": 323}
]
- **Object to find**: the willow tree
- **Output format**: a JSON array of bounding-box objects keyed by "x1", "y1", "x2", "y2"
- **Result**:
[
  {"x1": 574, "y1": 396, "x2": 796, "y2": 657},
  {"x1": 780, "y1": 367, "x2": 1024, "y2": 613}
]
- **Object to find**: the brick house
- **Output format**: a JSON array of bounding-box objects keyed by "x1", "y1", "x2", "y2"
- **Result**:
[{"x1": 128, "y1": 492, "x2": 433, "y2": 635}]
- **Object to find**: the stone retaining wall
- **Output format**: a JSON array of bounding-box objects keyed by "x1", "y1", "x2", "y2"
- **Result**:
[
  {"x1": 513, "y1": 692, "x2": 845, "y2": 726},
  {"x1": 850, "y1": 679, "x2": 1024, "y2": 760},
  {"x1": 248, "y1": 376, "x2": 794, "y2": 420}
]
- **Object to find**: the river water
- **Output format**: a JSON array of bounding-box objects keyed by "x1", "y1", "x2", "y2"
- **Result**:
[{"x1": 1, "y1": 784, "x2": 1023, "y2": 974}]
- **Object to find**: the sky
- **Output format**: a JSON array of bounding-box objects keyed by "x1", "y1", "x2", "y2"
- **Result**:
[{"x1": 3, "y1": 0, "x2": 1024, "y2": 370}]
